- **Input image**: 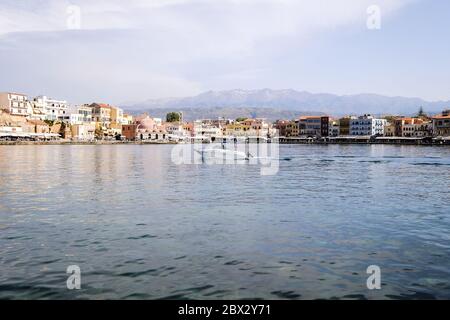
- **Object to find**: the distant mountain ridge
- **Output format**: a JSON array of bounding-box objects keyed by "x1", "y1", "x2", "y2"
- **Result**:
[{"x1": 122, "y1": 89, "x2": 449, "y2": 121}]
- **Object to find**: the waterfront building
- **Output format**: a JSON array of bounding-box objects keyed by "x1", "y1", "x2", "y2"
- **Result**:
[
  {"x1": 329, "y1": 119, "x2": 340, "y2": 137},
  {"x1": 393, "y1": 117, "x2": 429, "y2": 137},
  {"x1": 274, "y1": 120, "x2": 290, "y2": 137},
  {"x1": 401, "y1": 119, "x2": 432, "y2": 137},
  {"x1": 69, "y1": 105, "x2": 93, "y2": 125},
  {"x1": 0, "y1": 92, "x2": 32, "y2": 117},
  {"x1": 183, "y1": 122, "x2": 194, "y2": 137},
  {"x1": 384, "y1": 123, "x2": 396, "y2": 137},
  {"x1": 132, "y1": 114, "x2": 170, "y2": 141},
  {"x1": 110, "y1": 106, "x2": 128, "y2": 125},
  {"x1": 29, "y1": 100, "x2": 47, "y2": 121},
  {"x1": 299, "y1": 116, "x2": 329, "y2": 137},
  {"x1": 90, "y1": 103, "x2": 113, "y2": 135},
  {"x1": 122, "y1": 124, "x2": 137, "y2": 140},
  {"x1": 193, "y1": 120, "x2": 222, "y2": 140},
  {"x1": 224, "y1": 119, "x2": 273, "y2": 137},
  {"x1": 225, "y1": 122, "x2": 251, "y2": 137},
  {"x1": 71, "y1": 123, "x2": 95, "y2": 141},
  {"x1": 350, "y1": 115, "x2": 386, "y2": 136},
  {"x1": 164, "y1": 122, "x2": 186, "y2": 138},
  {"x1": 338, "y1": 116, "x2": 355, "y2": 136},
  {"x1": 285, "y1": 120, "x2": 300, "y2": 137},
  {"x1": 432, "y1": 110, "x2": 450, "y2": 137},
  {"x1": 32, "y1": 95, "x2": 68, "y2": 121},
  {"x1": 110, "y1": 106, "x2": 127, "y2": 135},
  {"x1": 135, "y1": 114, "x2": 158, "y2": 132},
  {"x1": 91, "y1": 103, "x2": 112, "y2": 124},
  {"x1": 207, "y1": 118, "x2": 234, "y2": 128}
]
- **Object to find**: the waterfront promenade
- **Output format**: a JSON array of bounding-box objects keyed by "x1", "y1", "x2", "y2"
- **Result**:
[{"x1": 1, "y1": 137, "x2": 450, "y2": 146}]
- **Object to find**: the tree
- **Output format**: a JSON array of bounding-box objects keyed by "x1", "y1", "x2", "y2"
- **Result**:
[
  {"x1": 44, "y1": 119, "x2": 55, "y2": 126},
  {"x1": 59, "y1": 121, "x2": 68, "y2": 138},
  {"x1": 95, "y1": 128, "x2": 104, "y2": 140},
  {"x1": 166, "y1": 112, "x2": 181, "y2": 123},
  {"x1": 236, "y1": 117, "x2": 247, "y2": 122}
]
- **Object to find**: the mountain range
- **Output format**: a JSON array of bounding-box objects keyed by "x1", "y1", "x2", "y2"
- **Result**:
[{"x1": 122, "y1": 89, "x2": 449, "y2": 121}]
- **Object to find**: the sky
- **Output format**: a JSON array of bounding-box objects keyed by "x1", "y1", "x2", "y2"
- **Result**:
[{"x1": 0, "y1": 0, "x2": 449, "y2": 105}]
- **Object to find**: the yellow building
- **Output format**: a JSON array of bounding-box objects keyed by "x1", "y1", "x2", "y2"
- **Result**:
[
  {"x1": 384, "y1": 123, "x2": 395, "y2": 137},
  {"x1": 225, "y1": 123, "x2": 251, "y2": 137},
  {"x1": 110, "y1": 106, "x2": 124, "y2": 124},
  {"x1": 225, "y1": 118, "x2": 273, "y2": 137},
  {"x1": 90, "y1": 103, "x2": 112, "y2": 128},
  {"x1": 110, "y1": 106, "x2": 125, "y2": 135},
  {"x1": 286, "y1": 121, "x2": 299, "y2": 137}
]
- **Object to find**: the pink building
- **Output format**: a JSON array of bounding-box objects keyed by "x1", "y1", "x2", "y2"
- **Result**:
[{"x1": 135, "y1": 114, "x2": 158, "y2": 132}]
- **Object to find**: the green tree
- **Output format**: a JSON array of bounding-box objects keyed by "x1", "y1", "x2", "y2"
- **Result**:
[
  {"x1": 95, "y1": 128, "x2": 104, "y2": 140},
  {"x1": 166, "y1": 112, "x2": 181, "y2": 122},
  {"x1": 44, "y1": 119, "x2": 55, "y2": 126},
  {"x1": 59, "y1": 121, "x2": 67, "y2": 138},
  {"x1": 235, "y1": 117, "x2": 247, "y2": 122}
]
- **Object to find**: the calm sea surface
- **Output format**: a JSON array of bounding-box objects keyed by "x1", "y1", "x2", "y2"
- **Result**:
[{"x1": 0, "y1": 144, "x2": 449, "y2": 300}]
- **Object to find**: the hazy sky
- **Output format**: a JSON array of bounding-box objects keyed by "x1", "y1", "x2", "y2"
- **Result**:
[{"x1": 0, "y1": 0, "x2": 449, "y2": 104}]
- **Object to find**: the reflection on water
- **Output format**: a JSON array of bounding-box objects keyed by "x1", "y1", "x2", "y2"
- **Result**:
[{"x1": 0, "y1": 144, "x2": 449, "y2": 300}]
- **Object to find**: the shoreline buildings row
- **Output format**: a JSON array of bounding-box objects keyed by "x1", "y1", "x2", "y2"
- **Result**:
[
  {"x1": 0, "y1": 91, "x2": 449, "y2": 142},
  {"x1": 276, "y1": 113, "x2": 449, "y2": 140}
]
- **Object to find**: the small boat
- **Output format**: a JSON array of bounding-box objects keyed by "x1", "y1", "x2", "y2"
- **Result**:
[{"x1": 196, "y1": 145, "x2": 251, "y2": 161}]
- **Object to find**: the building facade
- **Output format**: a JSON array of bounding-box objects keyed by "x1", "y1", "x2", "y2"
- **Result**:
[
  {"x1": 70, "y1": 105, "x2": 93, "y2": 125},
  {"x1": 193, "y1": 120, "x2": 222, "y2": 139},
  {"x1": 432, "y1": 110, "x2": 450, "y2": 137},
  {"x1": 350, "y1": 115, "x2": 386, "y2": 136},
  {"x1": 32, "y1": 96, "x2": 68, "y2": 121},
  {"x1": 393, "y1": 117, "x2": 431, "y2": 137},
  {"x1": 329, "y1": 119, "x2": 339, "y2": 137},
  {"x1": 338, "y1": 116, "x2": 355, "y2": 136},
  {"x1": 299, "y1": 116, "x2": 329, "y2": 137},
  {"x1": 71, "y1": 123, "x2": 95, "y2": 141},
  {"x1": 0, "y1": 92, "x2": 32, "y2": 117},
  {"x1": 122, "y1": 124, "x2": 138, "y2": 140}
]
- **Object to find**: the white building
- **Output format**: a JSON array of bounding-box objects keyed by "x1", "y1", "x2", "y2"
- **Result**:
[
  {"x1": 193, "y1": 120, "x2": 222, "y2": 139},
  {"x1": 350, "y1": 115, "x2": 387, "y2": 136},
  {"x1": 165, "y1": 122, "x2": 186, "y2": 138},
  {"x1": 69, "y1": 104, "x2": 93, "y2": 125},
  {"x1": 33, "y1": 96, "x2": 68, "y2": 121},
  {"x1": 0, "y1": 92, "x2": 32, "y2": 117}
]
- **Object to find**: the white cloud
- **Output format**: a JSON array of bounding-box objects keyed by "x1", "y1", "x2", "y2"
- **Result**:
[
  {"x1": 0, "y1": 0, "x2": 412, "y2": 35},
  {"x1": 0, "y1": 0, "x2": 421, "y2": 102}
]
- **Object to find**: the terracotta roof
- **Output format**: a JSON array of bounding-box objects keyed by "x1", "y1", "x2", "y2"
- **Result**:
[
  {"x1": 433, "y1": 115, "x2": 450, "y2": 119},
  {"x1": 91, "y1": 103, "x2": 113, "y2": 109}
]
